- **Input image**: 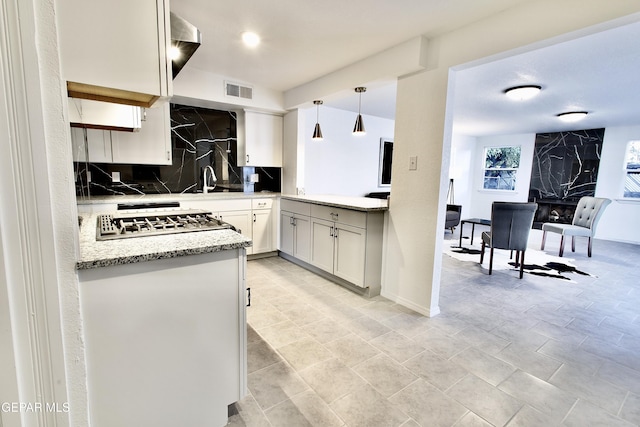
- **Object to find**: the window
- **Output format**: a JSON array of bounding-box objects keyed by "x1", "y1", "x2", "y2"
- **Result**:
[
  {"x1": 483, "y1": 146, "x2": 521, "y2": 190},
  {"x1": 624, "y1": 140, "x2": 640, "y2": 198}
]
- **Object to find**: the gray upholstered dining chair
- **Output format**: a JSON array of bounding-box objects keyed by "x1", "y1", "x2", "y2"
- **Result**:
[
  {"x1": 540, "y1": 196, "x2": 611, "y2": 257},
  {"x1": 480, "y1": 202, "x2": 538, "y2": 279}
]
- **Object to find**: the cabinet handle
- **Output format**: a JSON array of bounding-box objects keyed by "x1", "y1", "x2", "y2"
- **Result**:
[
  {"x1": 329, "y1": 226, "x2": 334, "y2": 237},
  {"x1": 253, "y1": 213, "x2": 256, "y2": 222},
  {"x1": 246, "y1": 287, "x2": 251, "y2": 307},
  {"x1": 334, "y1": 227, "x2": 339, "y2": 239},
  {"x1": 167, "y1": 150, "x2": 170, "y2": 161},
  {"x1": 246, "y1": 154, "x2": 250, "y2": 164}
]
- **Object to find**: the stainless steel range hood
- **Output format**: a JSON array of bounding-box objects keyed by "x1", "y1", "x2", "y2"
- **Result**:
[{"x1": 170, "y1": 12, "x2": 201, "y2": 79}]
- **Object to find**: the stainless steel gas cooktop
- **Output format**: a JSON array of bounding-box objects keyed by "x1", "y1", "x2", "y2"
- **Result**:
[{"x1": 96, "y1": 208, "x2": 235, "y2": 241}]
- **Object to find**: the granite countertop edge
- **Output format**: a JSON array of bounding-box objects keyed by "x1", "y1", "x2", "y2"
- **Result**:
[
  {"x1": 76, "y1": 213, "x2": 252, "y2": 270},
  {"x1": 280, "y1": 194, "x2": 388, "y2": 212}
]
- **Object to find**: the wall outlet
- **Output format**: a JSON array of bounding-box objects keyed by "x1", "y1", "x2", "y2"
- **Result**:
[
  {"x1": 112, "y1": 171, "x2": 121, "y2": 182},
  {"x1": 409, "y1": 156, "x2": 418, "y2": 170}
]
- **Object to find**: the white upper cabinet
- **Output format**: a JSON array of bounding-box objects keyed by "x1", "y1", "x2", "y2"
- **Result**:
[
  {"x1": 68, "y1": 98, "x2": 142, "y2": 131},
  {"x1": 237, "y1": 111, "x2": 283, "y2": 167},
  {"x1": 71, "y1": 103, "x2": 172, "y2": 165},
  {"x1": 111, "y1": 103, "x2": 172, "y2": 165},
  {"x1": 57, "y1": 0, "x2": 171, "y2": 107}
]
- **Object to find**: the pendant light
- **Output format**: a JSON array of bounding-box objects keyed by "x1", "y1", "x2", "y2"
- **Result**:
[
  {"x1": 353, "y1": 87, "x2": 366, "y2": 135},
  {"x1": 312, "y1": 100, "x2": 324, "y2": 141}
]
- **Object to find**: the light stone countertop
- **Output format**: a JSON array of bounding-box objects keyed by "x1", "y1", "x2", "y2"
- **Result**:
[
  {"x1": 76, "y1": 212, "x2": 252, "y2": 270},
  {"x1": 281, "y1": 194, "x2": 388, "y2": 211}
]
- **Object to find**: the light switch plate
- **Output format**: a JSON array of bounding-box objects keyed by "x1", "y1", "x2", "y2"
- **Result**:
[{"x1": 409, "y1": 156, "x2": 418, "y2": 170}]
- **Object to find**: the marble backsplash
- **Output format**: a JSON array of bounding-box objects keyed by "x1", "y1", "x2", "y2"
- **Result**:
[{"x1": 75, "y1": 104, "x2": 281, "y2": 198}]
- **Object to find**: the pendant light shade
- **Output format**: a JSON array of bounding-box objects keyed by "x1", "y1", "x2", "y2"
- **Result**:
[
  {"x1": 353, "y1": 87, "x2": 366, "y2": 135},
  {"x1": 312, "y1": 100, "x2": 323, "y2": 140}
]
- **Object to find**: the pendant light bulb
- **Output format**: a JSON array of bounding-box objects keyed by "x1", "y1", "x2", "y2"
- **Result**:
[
  {"x1": 353, "y1": 87, "x2": 366, "y2": 135},
  {"x1": 312, "y1": 100, "x2": 323, "y2": 141}
]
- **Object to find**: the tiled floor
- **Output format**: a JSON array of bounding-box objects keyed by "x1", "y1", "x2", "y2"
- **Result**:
[{"x1": 228, "y1": 230, "x2": 640, "y2": 427}]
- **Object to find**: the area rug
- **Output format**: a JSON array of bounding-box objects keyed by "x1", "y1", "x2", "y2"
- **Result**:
[{"x1": 442, "y1": 238, "x2": 595, "y2": 281}]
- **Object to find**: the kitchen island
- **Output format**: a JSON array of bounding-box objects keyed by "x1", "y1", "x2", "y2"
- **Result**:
[
  {"x1": 76, "y1": 212, "x2": 251, "y2": 427},
  {"x1": 279, "y1": 194, "x2": 388, "y2": 297}
]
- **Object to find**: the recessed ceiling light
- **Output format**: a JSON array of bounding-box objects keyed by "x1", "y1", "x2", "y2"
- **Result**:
[
  {"x1": 168, "y1": 46, "x2": 181, "y2": 61},
  {"x1": 504, "y1": 85, "x2": 542, "y2": 101},
  {"x1": 557, "y1": 111, "x2": 588, "y2": 122},
  {"x1": 241, "y1": 32, "x2": 260, "y2": 48}
]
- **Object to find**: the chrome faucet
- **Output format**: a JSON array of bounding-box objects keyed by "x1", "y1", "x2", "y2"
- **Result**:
[{"x1": 203, "y1": 165, "x2": 217, "y2": 194}]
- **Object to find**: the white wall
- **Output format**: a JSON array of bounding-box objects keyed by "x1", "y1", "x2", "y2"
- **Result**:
[
  {"x1": 303, "y1": 106, "x2": 395, "y2": 196},
  {"x1": 596, "y1": 125, "x2": 640, "y2": 243},
  {"x1": 449, "y1": 134, "x2": 476, "y2": 217}
]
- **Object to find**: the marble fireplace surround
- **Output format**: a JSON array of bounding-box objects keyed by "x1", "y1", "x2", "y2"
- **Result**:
[{"x1": 529, "y1": 128, "x2": 604, "y2": 228}]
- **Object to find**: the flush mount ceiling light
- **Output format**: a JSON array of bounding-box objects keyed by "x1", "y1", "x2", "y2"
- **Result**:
[
  {"x1": 241, "y1": 31, "x2": 260, "y2": 48},
  {"x1": 353, "y1": 87, "x2": 366, "y2": 135},
  {"x1": 312, "y1": 100, "x2": 324, "y2": 141},
  {"x1": 557, "y1": 111, "x2": 588, "y2": 123},
  {"x1": 504, "y1": 85, "x2": 542, "y2": 101}
]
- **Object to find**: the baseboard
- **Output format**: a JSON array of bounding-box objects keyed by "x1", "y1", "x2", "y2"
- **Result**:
[{"x1": 380, "y1": 290, "x2": 440, "y2": 318}]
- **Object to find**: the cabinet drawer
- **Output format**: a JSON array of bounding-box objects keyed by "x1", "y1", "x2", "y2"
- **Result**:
[
  {"x1": 252, "y1": 198, "x2": 273, "y2": 210},
  {"x1": 310, "y1": 205, "x2": 366, "y2": 229},
  {"x1": 281, "y1": 199, "x2": 311, "y2": 216}
]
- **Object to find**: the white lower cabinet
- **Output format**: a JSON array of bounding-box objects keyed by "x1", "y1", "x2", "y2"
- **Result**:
[
  {"x1": 182, "y1": 197, "x2": 276, "y2": 256},
  {"x1": 310, "y1": 218, "x2": 366, "y2": 287},
  {"x1": 280, "y1": 211, "x2": 311, "y2": 263},
  {"x1": 280, "y1": 198, "x2": 384, "y2": 295}
]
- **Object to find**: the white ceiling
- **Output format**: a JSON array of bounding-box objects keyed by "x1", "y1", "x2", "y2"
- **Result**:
[{"x1": 170, "y1": 1, "x2": 640, "y2": 136}]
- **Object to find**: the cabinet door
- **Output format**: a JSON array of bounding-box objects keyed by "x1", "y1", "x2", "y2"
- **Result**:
[
  {"x1": 252, "y1": 210, "x2": 273, "y2": 254},
  {"x1": 57, "y1": 0, "x2": 170, "y2": 103},
  {"x1": 70, "y1": 127, "x2": 113, "y2": 163},
  {"x1": 280, "y1": 212, "x2": 295, "y2": 256},
  {"x1": 293, "y1": 215, "x2": 311, "y2": 263},
  {"x1": 238, "y1": 111, "x2": 283, "y2": 167},
  {"x1": 310, "y1": 218, "x2": 335, "y2": 273},
  {"x1": 220, "y1": 210, "x2": 252, "y2": 247},
  {"x1": 334, "y1": 224, "x2": 366, "y2": 287},
  {"x1": 111, "y1": 103, "x2": 172, "y2": 165}
]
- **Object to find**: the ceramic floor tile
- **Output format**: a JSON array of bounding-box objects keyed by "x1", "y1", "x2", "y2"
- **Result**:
[
  {"x1": 226, "y1": 394, "x2": 271, "y2": 427},
  {"x1": 563, "y1": 399, "x2": 635, "y2": 427},
  {"x1": 353, "y1": 354, "x2": 418, "y2": 397},
  {"x1": 380, "y1": 312, "x2": 431, "y2": 338},
  {"x1": 301, "y1": 317, "x2": 351, "y2": 344},
  {"x1": 596, "y1": 360, "x2": 640, "y2": 395},
  {"x1": 548, "y1": 363, "x2": 628, "y2": 414},
  {"x1": 496, "y1": 342, "x2": 563, "y2": 381},
  {"x1": 369, "y1": 331, "x2": 426, "y2": 363},
  {"x1": 347, "y1": 314, "x2": 392, "y2": 341},
  {"x1": 277, "y1": 337, "x2": 333, "y2": 371},
  {"x1": 505, "y1": 404, "x2": 562, "y2": 427},
  {"x1": 536, "y1": 339, "x2": 604, "y2": 373},
  {"x1": 446, "y1": 374, "x2": 523, "y2": 427},
  {"x1": 247, "y1": 338, "x2": 282, "y2": 374},
  {"x1": 451, "y1": 347, "x2": 517, "y2": 386},
  {"x1": 330, "y1": 384, "x2": 409, "y2": 427},
  {"x1": 498, "y1": 370, "x2": 576, "y2": 421},
  {"x1": 453, "y1": 411, "x2": 493, "y2": 427},
  {"x1": 298, "y1": 358, "x2": 367, "y2": 404},
  {"x1": 413, "y1": 327, "x2": 470, "y2": 359},
  {"x1": 454, "y1": 325, "x2": 511, "y2": 355},
  {"x1": 389, "y1": 379, "x2": 468, "y2": 427},
  {"x1": 403, "y1": 350, "x2": 469, "y2": 392},
  {"x1": 620, "y1": 392, "x2": 640, "y2": 425},
  {"x1": 264, "y1": 391, "x2": 344, "y2": 427},
  {"x1": 324, "y1": 333, "x2": 380, "y2": 367},
  {"x1": 257, "y1": 321, "x2": 311, "y2": 348},
  {"x1": 248, "y1": 362, "x2": 310, "y2": 410}
]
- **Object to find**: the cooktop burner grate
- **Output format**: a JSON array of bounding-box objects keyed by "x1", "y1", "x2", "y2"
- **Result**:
[{"x1": 96, "y1": 209, "x2": 235, "y2": 240}]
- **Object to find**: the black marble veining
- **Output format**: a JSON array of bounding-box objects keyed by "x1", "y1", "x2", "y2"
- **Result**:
[{"x1": 74, "y1": 104, "x2": 281, "y2": 197}]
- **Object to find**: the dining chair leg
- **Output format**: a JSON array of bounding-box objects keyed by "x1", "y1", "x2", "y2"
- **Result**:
[
  {"x1": 541, "y1": 231, "x2": 547, "y2": 250},
  {"x1": 588, "y1": 237, "x2": 592, "y2": 257},
  {"x1": 489, "y1": 247, "x2": 494, "y2": 275},
  {"x1": 571, "y1": 236, "x2": 576, "y2": 253},
  {"x1": 480, "y1": 241, "x2": 485, "y2": 264},
  {"x1": 559, "y1": 235, "x2": 565, "y2": 257},
  {"x1": 519, "y1": 251, "x2": 525, "y2": 279}
]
